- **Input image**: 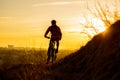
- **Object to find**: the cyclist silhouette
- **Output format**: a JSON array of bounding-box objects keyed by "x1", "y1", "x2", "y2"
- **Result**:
[{"x1": 44, "y1": 20, "x2": 62, "y2": 64}]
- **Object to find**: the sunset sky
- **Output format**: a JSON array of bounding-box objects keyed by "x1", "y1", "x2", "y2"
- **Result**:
[{"x1": 0, "y1": 0, "x2": 114, "y2": 49}]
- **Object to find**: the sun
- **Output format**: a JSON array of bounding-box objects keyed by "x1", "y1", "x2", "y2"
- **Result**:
[
  {"x1": 97, "y1": 26, "x2": 106, "y2": 33},
  {"x1": 92, "y1": 18, "x2": 106, "y2": 33},
  {"x1": 77, "y1": 16, "x2": 106, "y2": 33}
]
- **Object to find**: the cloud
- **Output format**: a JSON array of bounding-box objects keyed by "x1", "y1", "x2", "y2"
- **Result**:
[
  {"x1": 0, "y1": 17, "x2": 14, "y2": 23},
  {"x1": 32, "y1": 1, "x2": 85, "y2": 7},
  {"x1": 0, "y1": 17, "x2": 13, "y2": 19}
]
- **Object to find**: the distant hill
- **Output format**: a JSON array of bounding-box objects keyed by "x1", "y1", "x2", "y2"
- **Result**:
[{"x1": 51, "y1": 20, "x2": 120, "y2": 80}]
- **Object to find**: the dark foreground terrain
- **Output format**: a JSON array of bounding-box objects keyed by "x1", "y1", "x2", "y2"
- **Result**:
[{"x1": 0, "y1": 21, "x2": 120, "y2": 80}]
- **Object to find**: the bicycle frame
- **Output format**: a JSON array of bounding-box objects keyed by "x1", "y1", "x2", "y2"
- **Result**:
[{"x1": 47, "y1": 40, "x2": 57, "y2": 63}]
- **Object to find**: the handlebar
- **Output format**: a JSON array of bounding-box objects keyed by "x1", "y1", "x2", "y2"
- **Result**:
[{"x1": 45, "y1": 36, "x2": 50, "y2": 39}]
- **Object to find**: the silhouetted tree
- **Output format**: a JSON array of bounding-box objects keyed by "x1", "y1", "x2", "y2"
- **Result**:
[
  {"x1": 86, "y1": 0, "x2": 120, "y2": 27},
  {"x1": 80, "y1": 0, "x2": 120, "y2": 39}
]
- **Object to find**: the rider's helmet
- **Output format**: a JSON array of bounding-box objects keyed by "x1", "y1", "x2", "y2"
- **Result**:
[{"x1": 51, "y1": 20, "x2": 56, "y2": 24}]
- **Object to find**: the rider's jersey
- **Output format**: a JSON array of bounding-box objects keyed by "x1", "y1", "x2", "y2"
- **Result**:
[{"x1": 45, "y1": 25, "x2": 62, "y2": 40}]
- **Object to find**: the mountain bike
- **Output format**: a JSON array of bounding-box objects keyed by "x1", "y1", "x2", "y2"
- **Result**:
[{"x1": 46, "y1": 37, "x2": 57, "y2": 64}]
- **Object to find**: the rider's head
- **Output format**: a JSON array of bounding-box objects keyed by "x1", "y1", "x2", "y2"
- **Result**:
[{"x1": 51, "y1": 20, "x2": 56, "y2": 25}]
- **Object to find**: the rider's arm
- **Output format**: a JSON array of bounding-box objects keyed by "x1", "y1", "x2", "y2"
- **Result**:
[
  {"x1": 60, "y1": 29, "x2": 62, "y2": 40},
  {"x1": 57, "y1": 27, "x2": 62, "y2": 40},
  {"x1": 44, "y1": 27, "x2": 51, "y2": 38}
]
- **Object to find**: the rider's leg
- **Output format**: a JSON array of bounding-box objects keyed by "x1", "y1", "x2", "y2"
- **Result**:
[{"x1": 55, "y1": 40, "x2": 59, "y2": 53}]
